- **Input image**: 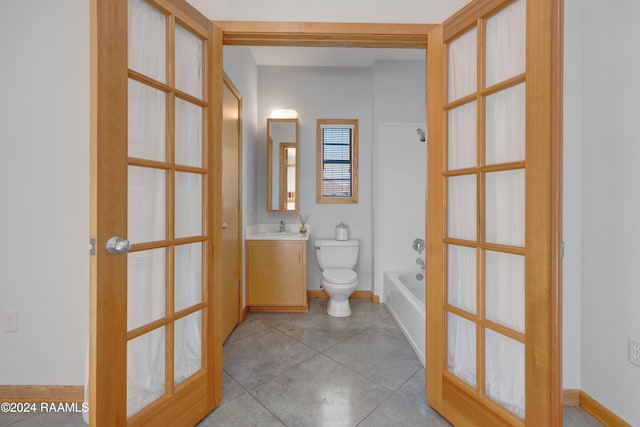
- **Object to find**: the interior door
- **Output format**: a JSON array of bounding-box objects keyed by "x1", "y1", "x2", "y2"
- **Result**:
[
  {"x1": 426, "y1": 0, "x2": 562, "y2": 425},
  {"x1": 221, "y1": 75, "x2": 242, "y2": 341},
  {"x1": 90, "y1": 0, "x2": 223, "y2": 425}
]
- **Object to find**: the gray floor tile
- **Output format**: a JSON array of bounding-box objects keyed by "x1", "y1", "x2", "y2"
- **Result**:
[
  {"x1": 367, "y1": 315, "x2": 408, "y2": 342},
  {"x1": 274, "y1": 309, "x2": 369, "y2": 352},
  {"x1": 357, "y1": 394, "x2": 451, "y2": 427},
  {"x1": 251, "y1": 353, "x2": 390, "y2": 427},
  {"x1": 224, "y1": 315, "x2": 271, "y2": 344},
  {"x1": 198, "y1": 392, "x2": 284, "y2": 427},
  {"x1": 221, "y1": 370, "x2": 246, "y2": 405},
  {"x1": 563, "y1": 405, "x2": 604, "y2": 426},
  {"x1": 223, "y1": 327, "x2": 318, "y2": 389},
  {"x1": 325, "y1": 328, "x2": 423, "y2": 390},
  {"x1": 394, "y1": 368, "x2": 428, "y2": 405},
  {"x1": 3, "y1": 412, "x2": 86, "y2": 427}
]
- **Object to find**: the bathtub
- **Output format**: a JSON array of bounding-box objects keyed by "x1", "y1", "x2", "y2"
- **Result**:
[{"x1": 383, "y1": 271, "x2": 426, "y2": 366}]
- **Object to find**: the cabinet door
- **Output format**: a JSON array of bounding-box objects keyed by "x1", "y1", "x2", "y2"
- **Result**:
[{"x1": 247, "y1": 241, "x2": 305, "y2": 306}]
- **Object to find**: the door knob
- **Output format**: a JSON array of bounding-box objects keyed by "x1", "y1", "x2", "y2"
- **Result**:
[
  {"x1": 222, "y1": 222, "x2": 228, "y2": 229},
  {"x1": 106, "y1": 236, "x2": 131, "y2": 254}
]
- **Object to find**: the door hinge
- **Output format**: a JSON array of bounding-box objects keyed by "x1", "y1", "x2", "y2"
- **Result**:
[
  {"x1": 237, "y1": 280, "x2": 241, "y2": 291},
  {"x1": 561, "y1": 241, "x2": 565, "y2": 258},
  {"x1": 89, "y1": 238, "x2": 96, "y2": 256}
]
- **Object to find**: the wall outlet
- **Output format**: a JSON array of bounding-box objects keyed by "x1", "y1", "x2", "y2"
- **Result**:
[
  {"x1": 629, "y1": 337, "x2": 640, "y2": 368},
  {"x1": 4, "y1": 311, "x2": 18, "y2": 332}
]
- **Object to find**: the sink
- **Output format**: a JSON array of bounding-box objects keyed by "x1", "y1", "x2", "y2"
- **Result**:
[
  {"x1": 246, "y1": 224, "x2": 310, "y2": 240},
  {"x1": 260, "y1": 231, "x2": 300, "y2": 237}
]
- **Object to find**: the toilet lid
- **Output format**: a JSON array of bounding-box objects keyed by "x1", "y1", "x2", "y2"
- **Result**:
[{"x1": 322, "y1": 269, "x2": 357, "y2": 284}]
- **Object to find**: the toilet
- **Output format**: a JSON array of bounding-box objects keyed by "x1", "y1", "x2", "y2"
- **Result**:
[{"x1": 314, "y1": 239, "x2": 360, "y2": 317}]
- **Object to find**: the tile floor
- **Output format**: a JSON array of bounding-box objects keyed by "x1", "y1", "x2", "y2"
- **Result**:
[{"x1": 1, "y1": 298, "x2": 603, "y2": 426}]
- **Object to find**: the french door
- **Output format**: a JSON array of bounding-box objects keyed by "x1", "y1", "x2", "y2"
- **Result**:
[
  {"x1": 90, "y1": 0, "x2": 223, "y2": 425},
  {"x1": 426, "y1": 0, "x2": 562, "y2": 425}
]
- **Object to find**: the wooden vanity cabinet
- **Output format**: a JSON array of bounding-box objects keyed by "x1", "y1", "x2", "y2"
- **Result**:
[{"x1": 246, "y1": 240, "x2": 308, "y2": 311}]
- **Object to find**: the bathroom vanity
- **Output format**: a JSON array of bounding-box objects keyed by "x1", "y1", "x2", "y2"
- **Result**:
[{"x1": 245, "y1": 224, "x2": 309, "y2": 312}]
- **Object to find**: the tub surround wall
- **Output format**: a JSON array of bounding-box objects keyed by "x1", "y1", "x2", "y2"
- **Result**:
[
  {"x1": 372, "y1": 60, "x2": 426, "y2": 299},
  {"x1": 375, "y1": 122, "x2": 426, "y2": 299}
]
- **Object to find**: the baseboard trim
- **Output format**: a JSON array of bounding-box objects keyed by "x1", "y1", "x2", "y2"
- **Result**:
[
  {"x1": 562, "y1": 389, "x2": 580, "y2": 406},
  {"x1": 580, "y1": 391, "x2": 632, "y2": 427},
  {"x1": 307, "y1": 290, "x2": 379, "y2": 303},
  {"x1": 0, "y1": 385, "x2": 84, "y2": 402},
  {"x1": 241, "y1": 306, "x2": 249, "y2": 321}
]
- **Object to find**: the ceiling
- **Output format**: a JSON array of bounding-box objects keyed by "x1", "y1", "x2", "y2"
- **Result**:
[
  {"x1": 187, "y1": 0, "x2": 469, "y2": 67},
  {"x1": 245, "y1": 46, "x2": 426, "y2": 67}
]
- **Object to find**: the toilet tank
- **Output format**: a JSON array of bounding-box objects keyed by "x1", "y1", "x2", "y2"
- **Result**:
[{"x1": 315, "y1": 239, "x2": 360, "y2": 270}]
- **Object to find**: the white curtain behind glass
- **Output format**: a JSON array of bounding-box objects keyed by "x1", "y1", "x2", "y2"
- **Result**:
[
  {"x1": 447, "y1": 0, "x2": 526, "y2": 418},
  {"x1": 125, "y1": 0, "x2": 203, "y2": 417}
]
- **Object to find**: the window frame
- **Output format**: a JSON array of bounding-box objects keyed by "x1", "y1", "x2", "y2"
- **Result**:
[{"x1": 316, "y1": 118, "x2": 359, "y2": 204}]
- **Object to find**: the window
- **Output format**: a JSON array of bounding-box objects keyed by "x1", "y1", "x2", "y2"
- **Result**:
[{"x1": 316, "y1": 119, "x2": 359, "y2": 203}]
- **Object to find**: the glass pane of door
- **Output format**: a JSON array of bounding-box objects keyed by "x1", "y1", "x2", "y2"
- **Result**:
[
  {"x1": 174, "y1": 242, "x2": 203, "y2": 312},
  {"x1": 447, "y1": 245, "x2": 476, "y2": 314},
  {"x1": 485, "y1": 251, "x2": 525, "y2": 332},
  {"x1": 125, "y1": 0, "x2": 207, "y2": 418},
  {"x1": 128, "y1": 0, "x2": 166, "y2": 83},
  {"x1": 447, "y1": 313, "x2": 477, "y2": 387},
  {"x1": 485, "y1": 329, "x2": 525, "y2": 418},
  {"x1": 485, "y1": 83, "x2": 525, "y2": 165},
  {"x1": 485, "y1": 169, "x2": 525, "y2": 247},
  {"x1": 128, "y1": 248, "x2": 166, "y2": 331},
  {"x1": 447, "y1": 28, "x2": 477, "y2": 102},
  {"x1": 174, "y1": 310, "x2": 203, "y2": 386},
  {"x1": 175, "y1": 98, "x2": 203, "y2": 167},
  {"x1": 485, "y1": 0, "x2": 526, "y2": 87},
  {"x1": 175, "y1": 23, "x2": 203, "y2": 99},
  {"x1": 447, "y1": 174, "x2": 477, "y2": 241},
  {"x1": 127, "y1": 327, "x2": 165, "y2": 417},
  {"x1": 448, "y1": 101, "x2": 477, "y2": 170}
]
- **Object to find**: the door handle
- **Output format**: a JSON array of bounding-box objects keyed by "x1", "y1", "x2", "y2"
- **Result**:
[
  {"x1": 222, "y1": 222, "x2": 228, "y2": 230},
  {"x1": 106, "y1": 236, "x2": 131, "y2": 254}
]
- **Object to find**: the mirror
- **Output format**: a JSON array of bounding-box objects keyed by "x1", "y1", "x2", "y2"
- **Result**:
[{"x1": 267, "y1": 118, "x2": 299, "y2": 211}]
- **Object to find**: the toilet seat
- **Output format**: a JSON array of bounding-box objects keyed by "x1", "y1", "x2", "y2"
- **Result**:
[{"x1": 322, "y1": 269, "x2": 357, "y2": 285}]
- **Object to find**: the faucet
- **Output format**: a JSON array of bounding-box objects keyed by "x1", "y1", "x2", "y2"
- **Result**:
[
  {"x1": 416, "y1": 257, "x2": 425, "y2": 270},
  {"x1": 279, "y1": 220, "x2": 285, "y2": 232}
]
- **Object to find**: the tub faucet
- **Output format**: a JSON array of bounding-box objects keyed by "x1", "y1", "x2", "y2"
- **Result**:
[
  {"x1": 279, "y1": 220, "x2": 285, "y2": 232},
  {"x1": 416, "y1": 257, "x2": 425, "y2": 270}
]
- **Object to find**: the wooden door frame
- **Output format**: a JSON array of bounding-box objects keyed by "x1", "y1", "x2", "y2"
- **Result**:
[
  {"x1": 222, "y1": 73, "x2": 244, "y2": 330},
  {"x1": 214, "y1": 5, "x2": 562, "y2": 424}
]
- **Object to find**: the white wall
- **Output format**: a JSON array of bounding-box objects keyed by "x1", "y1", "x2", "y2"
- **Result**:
[
  {"x1": 0, "y1": 0, "x2": 89, "y2": 385},
  {"x1": 257, "y1": 66, "x2": 374, "y2": 291},
  {"x1": 562, "y1": 0, "x2": 582, "y2": 391},
  {"x1": 578, "y1": 0, "x2": 640, "y2": 423}
]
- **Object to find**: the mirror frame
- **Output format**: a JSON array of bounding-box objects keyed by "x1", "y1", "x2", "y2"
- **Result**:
[{"x1": 267, "y1": 118, "x2": 299, "y2": 212}]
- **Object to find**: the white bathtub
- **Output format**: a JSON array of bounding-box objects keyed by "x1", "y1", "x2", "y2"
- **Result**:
[{"x1": 383, "y1": 271, "x2": 426, "y2": 366}]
